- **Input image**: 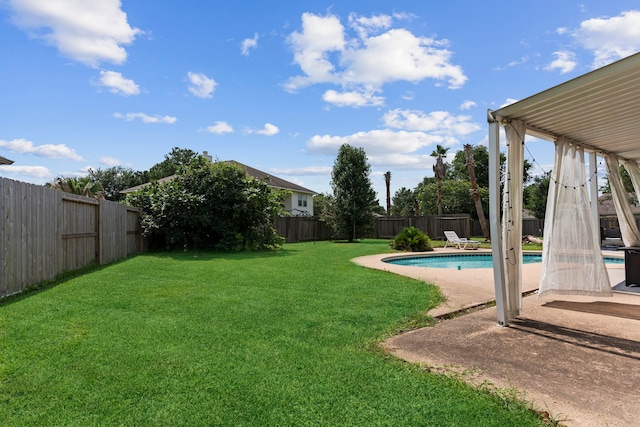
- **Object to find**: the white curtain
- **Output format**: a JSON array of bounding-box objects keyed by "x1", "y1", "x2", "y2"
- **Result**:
[
  {"x1": 624, "y1": 160, "x2": 640, "y2": 198},
  {"x1": 605, "y1": 155, "x2": 640, "y2": 247},
  {"x1": 503, "y1": 120, "x2": 525, "y2": 316},
  {"x1": 539, "y1": 138, "x2": 611, "y2": 297}
]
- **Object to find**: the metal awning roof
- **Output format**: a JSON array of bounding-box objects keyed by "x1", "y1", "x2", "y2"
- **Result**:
[
  {"x1": 0, "y1": 155, "x2": 14, "y2": 165},
  {"x1": 489, "y1": 51, "x2": 640, "y2": 162}
]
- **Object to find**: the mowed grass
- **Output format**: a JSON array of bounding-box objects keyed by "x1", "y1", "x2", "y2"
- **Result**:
[{"x1": 0, "y1": 240, "x2": 544, "y2": 426}]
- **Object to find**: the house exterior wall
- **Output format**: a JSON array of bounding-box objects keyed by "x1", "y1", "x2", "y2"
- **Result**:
[{"x1": 285, "y1": 191, "x2": 313, "y2": 216}]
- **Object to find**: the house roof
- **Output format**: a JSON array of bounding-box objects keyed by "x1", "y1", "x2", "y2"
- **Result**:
[
  {"x1": 598, "y1": 193, "x2": 640, "y2": 216},
  {"x1": 120, "y1": 159, "x2": 317, "y2": 195},
  {"x1": 489, "y1": 51, "x2": 640, "y2": 162},
  {"x1": 227, "y1": 161, "x2": 317, "y2": 195},
  {"x1": 0, "y1": 155, "x2": 14, "y2": 165}
]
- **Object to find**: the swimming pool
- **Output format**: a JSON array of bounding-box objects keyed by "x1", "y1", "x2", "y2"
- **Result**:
[{"x1": 383, "y1": 253, "x2": 624, "y2": 269}]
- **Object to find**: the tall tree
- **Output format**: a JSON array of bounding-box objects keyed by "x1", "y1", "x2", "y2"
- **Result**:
[
  {"x1": 312, "y1": 192, "x2": 333, "y2": 217},
  {"x1": 465, "y1": 144, "x2": 490, "y2": 240},
  {"x1": 599, "y1": 165, "x2": 635, "y2": 196},
  {"x1": 449, "y1": 145, "x2": 534, "y2": 187},
  {"x1": 523, "y1": 171, "x2": 551, "y2": 221},
  {"x1": 326, "y1": 144, "x2": 377, "y2": 242},
  {"x1": 88, "y1": 166, "x2": 148, "y2": 201},
  {"x1": 431, "y1": 144, "x2": 449, "y2": 216},
  {"x1": 384, "y1": 171, "x2": 391, "y2": 215},
  {"x1": 48, "y1": 176, "x2": 105, "y2": 199},
  {"x1": 391, "y1": 187, "x2": 416, "y2": 216},
  {"x1": 415, "y1": 180, "x2": 488, "y2": 217},
  {"x1": 148, "y1": 147, "x2": 200, "y2": 180}
]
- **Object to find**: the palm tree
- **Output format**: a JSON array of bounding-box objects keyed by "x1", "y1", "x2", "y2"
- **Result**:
[
  {"x1": 431, "y1": 145, "x2": 449, "y2": 216},
  {"x1": 384, "y1": 171, "x2": 391, "y2": 216},
  {"x1": 49, "y1": 176, "x2": 105, "y2": 199},
  {"x1": 465, "y1": 144, "x2": 490, "y2": 240}
]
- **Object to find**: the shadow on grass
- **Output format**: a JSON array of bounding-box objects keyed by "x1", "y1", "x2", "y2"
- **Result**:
[{"x1": 0, "y1": 259, "x2": 124, "y2": 307}]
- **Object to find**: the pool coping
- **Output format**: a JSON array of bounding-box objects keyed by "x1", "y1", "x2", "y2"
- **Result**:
[{"x1": 352, "y1": 248, "x2": 625, "y2": 318}]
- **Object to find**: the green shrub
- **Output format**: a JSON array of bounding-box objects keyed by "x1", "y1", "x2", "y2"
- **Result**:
[
  {"x1": 391, "y1": 226, "x2": 433, "y2": 252},
  {"x1": 127, "y1": 158, "x2": 285, "y2": 251}
]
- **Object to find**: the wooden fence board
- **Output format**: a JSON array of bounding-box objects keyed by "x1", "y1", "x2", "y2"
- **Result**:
[{"x1": 0, "y1": 178, "x2": 143, "y2": 299}]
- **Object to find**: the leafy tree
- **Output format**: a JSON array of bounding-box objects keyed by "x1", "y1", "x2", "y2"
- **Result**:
[
  {"x1": 147, "y1": 147, "x2": 200, "y2": 181},
  {"x1": 325, "y1": 144, "x2": 377, "y2": 242},
  {"x1": 88, "y1": 166, "x2": 148, "y2": 201},
  {"x1": 431, "y1": 144, "x2": 449, "y2": 215},
  {"x1": 372, "y1": 203, "x2": 386, "y2": 215},
  {"x1": 127, "y1": 158, "x2": 285, "y2": 251},
  {"x1": 391, "y1": 187, "x2": 417, "y2": 216},
  {"x1": 523, "y1": 172, "x2": 551, "y2": 220},
  {"x1": 448, "y1": 145, "x2": 534, "y2": 187},
  {"x1": 48, "y1": 176, "x2": 105, "y2": 199},
  {"x1": 464, "y1": 144, "x2": 490, "y2": 240},
  {"x1": 599, "y1": 165, "x2": 634, "y2": 196},
  {"x1": 415, "y1": 180, "x2": 488, "y2": 218},
  {"x1": 312, "y1": 192, "x2": 333, "y2": 216}
]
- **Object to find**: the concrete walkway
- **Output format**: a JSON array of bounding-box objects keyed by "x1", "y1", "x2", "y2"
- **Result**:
[{"x1": 353, "y1": 249, "x2": 640, "y2": 427}]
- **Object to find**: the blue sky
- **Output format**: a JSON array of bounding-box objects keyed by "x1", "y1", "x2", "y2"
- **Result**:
[{"x1": 2, "y1": 1, "x2": 640, "y2": 200}]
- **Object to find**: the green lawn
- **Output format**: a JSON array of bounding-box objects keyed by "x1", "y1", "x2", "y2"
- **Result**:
[{"x1": 0, "y1": 240, "x2": 545, "y2": 426}]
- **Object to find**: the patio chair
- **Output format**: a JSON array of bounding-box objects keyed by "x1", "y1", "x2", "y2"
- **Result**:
[{"x1": 443, "y1": 230, "x2": 480, "y2": 250}]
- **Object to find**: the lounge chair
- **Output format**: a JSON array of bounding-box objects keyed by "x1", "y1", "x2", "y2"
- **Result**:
[{"x1": 443, "y1": 230, "x2": 480, "y2": 250}]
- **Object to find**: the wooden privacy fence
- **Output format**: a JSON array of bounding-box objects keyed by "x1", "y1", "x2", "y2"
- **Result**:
[
  {"x1": 0, "y1": 178, "x2": 143, "y2": 299},
  {"x1": 274, "y1": 216, "x2": 333, "y2": 242},
  {"x1": 375, "y1": 215, "x2": 472, "y2": 240},
  {"x1": 275, "y1": 214, "x2": 472, "y2": 243}
]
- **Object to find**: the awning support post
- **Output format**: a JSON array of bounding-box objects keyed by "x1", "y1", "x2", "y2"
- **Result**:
[
  {"x1": 589, "y1": 151, "x2": 600, "y2": 241},
  {"x1": 488, "y1": 113, "x2": 509, "y2": 326}
]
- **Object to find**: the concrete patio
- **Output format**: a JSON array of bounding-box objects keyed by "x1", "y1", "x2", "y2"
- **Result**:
[{"x1": 353, "y1": 249, "x2": 640, "y2": 426}]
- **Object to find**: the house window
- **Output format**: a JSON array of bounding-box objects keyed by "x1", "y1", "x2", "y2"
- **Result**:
[{"x1": 297, "y1": 194, "x2": 307, "y2": 207}]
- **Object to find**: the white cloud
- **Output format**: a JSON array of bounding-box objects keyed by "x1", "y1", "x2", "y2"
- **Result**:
[
  {"x1": 7, "y1": 0, "x2": 140, "y2": 67},
  {"x1": 402, "y1": 91, "x2": 414, "y2": 101},
  {"x1": 383, "y1": 109, "x2": 481, "y2": 136},
  {"x1": 494, "y1": 56, "x2": 529, "y2": 71},
  {"x1": 113, "y1": 112, "x2": 177, "y2": 124},
  {"x1": 342, "y1": 29, "x2": 466, "y2": 88},
  {"x1": 501, "y1": 98, "x2": 519, "y2": 108},
  {"x1": 322, "y1": 89, "x2": 384, "y2": 107},
  {"x1": 187, "y1": 72, "x2": 216, "y2": 98},
  {"x1": 269, "y1": 166, "x2": 332, "y2": 175},
  {"x1": 460, "y1": 100, "x2": 477, "y2": 110},
  {"x1": 285, "y1": 12, "x2": 467, "y2": 96},
  {"x1": 96, "y1": 70, "x2": 140, "y2": 96},
  {"x1": 348, "y1": 13, "x2": 392, "y2": 38},
  {"x1": 307, "y1": 129, "x2": 443, "y2": 158},
  {"x1": 0, "y1": 138, "x2": 82, "y2": 160},
  {"x1": 285, "y1": 13, "x2": 345, "y2": 90},
  {"x1": 99, "y1": 156, "x2": 121, "y2": 166},
  {"x1": 544, "y1": 50, "x2": 578, "y2": 74},
  {"x1": 241, "y1": 33, "x2": 259, "y2": 56},
  {"x1": 206, "y1": 121, "x2": 234, "y2": 134},
  {"x1": 255, "y1": 123, "x2": 279, "y2": 136},
  {"x1": 573, "y1": 10, "x2": 640, "y2": 68},
  {"x1": 1, "y1": 165, "x2": 51, "y2": 179}
]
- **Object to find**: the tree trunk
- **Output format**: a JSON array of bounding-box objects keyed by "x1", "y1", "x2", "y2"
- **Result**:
[
  {"x1": 465, "y1": 144, "x2": 490, "y2": 240},
  {"x1": 384, "y1": 171, "x2": 391, "y2": 216},
  {"x1": 436, "y1": 179, "x2": 443, "y2": 216}
]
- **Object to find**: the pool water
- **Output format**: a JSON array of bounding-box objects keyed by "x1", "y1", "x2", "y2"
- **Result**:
[{"x1": 384, "y1": 253, "x2": 624, "y2": 269}]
